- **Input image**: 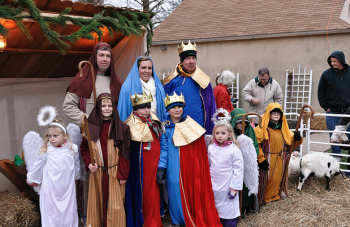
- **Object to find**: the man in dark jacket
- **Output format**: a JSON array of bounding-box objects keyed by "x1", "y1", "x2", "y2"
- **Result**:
[{"x1": 318, "y1": 51, "x2": 350, "y2": 161}]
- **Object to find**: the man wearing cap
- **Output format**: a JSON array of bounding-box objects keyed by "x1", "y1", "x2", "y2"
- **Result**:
[{"x1": 163, "y1": 41, "x2": 216, "y2": 134}]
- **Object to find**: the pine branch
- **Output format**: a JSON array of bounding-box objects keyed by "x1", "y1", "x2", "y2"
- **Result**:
[{"x1": 0, "y1": 0, "x2": 154, "y2": 54}]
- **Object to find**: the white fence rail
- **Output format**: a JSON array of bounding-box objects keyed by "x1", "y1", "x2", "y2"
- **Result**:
[
  {"x1": 229, "y1": 73, "x2": 239, "y2": 109},
  {"x1": 307, "y1": 113, "x2": 350, "y2": 173}
]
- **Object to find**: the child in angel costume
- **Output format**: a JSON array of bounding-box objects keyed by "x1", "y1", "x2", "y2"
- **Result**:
[
  {"x1": 255, "y1": 103, "x2": 303, "y2": 204},
  {"x1": 208, "y1": 108, "x2": 259, "y2": 227},
  {"x1": 157, "y1": 91, "x2": 222, "y2": 227},
  {"x1": 79, "y1": 93, "x2": 131, "y2": 227},
  {"x1": 124, "y1": 92, "x2": 164, "y2": 227},
  {"x1": 25, "y1": 114, "x2": 81, "y2": 227}
]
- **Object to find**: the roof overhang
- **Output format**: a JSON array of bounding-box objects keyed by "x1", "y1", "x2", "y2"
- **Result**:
[
  {"x1": 152, "y1": 29, "x2": 350, "y2": 45},
  {"x1": 0, "y1": 0, "x2": 146, "y2": 78}
]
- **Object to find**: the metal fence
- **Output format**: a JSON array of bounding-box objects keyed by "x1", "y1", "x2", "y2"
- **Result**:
[{"x1": 306, "y1": 113, "x2": 350, "y2": 173}]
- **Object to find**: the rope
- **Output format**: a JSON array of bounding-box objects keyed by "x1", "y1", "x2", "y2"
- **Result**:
[
  {"x1": 97, "y1": 163, "x2": 118, "y2": 225},
  {"x1": 327, "y1": 0, "x2": 339, "y2": 57}
]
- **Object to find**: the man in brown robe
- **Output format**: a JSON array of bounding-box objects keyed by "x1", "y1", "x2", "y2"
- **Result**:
[{"x1": 62, "y1": 43, "x2": 123, "y2": 222}]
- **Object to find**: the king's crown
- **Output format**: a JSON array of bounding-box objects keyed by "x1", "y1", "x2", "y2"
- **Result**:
[
  {"x1": 130, "y1": 91, "x2": 153, "y2": 107},
  {"x1": 178, "y1": 40, "x2": 197, "y2": 55},
  {"x1": 164, "y1": 91, "x2": 186, "y2": 108}
]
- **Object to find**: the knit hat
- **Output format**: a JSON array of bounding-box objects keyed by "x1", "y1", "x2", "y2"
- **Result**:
[{"x1": 180, "y1": 50, "x2": 197, "y2": 62}]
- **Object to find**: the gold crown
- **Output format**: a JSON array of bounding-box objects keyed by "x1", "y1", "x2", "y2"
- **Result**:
[
  {"x1": 130, "y1": 91, "x2": 153, "y2": 106},
  {"x1": 178, "y1": 40, "x2": 197, "y2": 55},
  {"x1": 164, "y1": 91, "x2": 186, "y2": 108}
]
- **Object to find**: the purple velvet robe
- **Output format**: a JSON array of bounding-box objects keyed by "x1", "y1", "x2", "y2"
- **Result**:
[{"x1": 164, "y1": 75, "x2": 216, "y2": 135}]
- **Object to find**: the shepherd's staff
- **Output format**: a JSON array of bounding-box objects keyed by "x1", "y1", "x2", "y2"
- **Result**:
[
  {"x1": 78, "y1": 60, "x2": 97, "y2": 165},
  {"x1": 242, "y1": 113, "x2": 262, "y2": 135},
  {"x1": 239, "y1": 113, "x2": 262, "y2": 219},
  {"x1": 81, "y1": 115, "x2": 95, "y2": 165},
  {"x1": 79, "y1": 61, "x2": 97, "y2": 104},
  {"x1": 278, "y1": 105, "x2": 314, "y2": 197}
]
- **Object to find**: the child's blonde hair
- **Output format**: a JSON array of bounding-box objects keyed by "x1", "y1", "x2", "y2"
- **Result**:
[
  {"x1": 40, "y1": 119, "x2": 73, "y2": 154},
  {"x1": 212, "y1": 123, "x2": 239, "y2": 147}
]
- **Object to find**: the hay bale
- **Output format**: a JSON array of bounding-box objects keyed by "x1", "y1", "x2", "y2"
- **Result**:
[
  {"x1": 0, "y1": 191, "x2": 40, "y2": 227},
  {"x1": 303, "y1": 111, "x2": 327, "y2": 130},
  {"x1": 287, "y1": 120, "x2": 297, "y2": 130},
  {"x1": 238, "y1": 176, "x2": 350, "y2": 227}
]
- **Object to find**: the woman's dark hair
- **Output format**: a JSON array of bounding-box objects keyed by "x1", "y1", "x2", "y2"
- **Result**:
[{"x1": 97, "y1": 46, "x2": 111, "y2": 53}]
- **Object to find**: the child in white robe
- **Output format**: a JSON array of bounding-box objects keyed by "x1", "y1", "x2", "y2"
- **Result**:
[
  {"x1": 208, "y1": 122, "x2": 244, "y2": 227},
  {"x1": 27, "y1": 119, "x2": 81, "y2": 227}
]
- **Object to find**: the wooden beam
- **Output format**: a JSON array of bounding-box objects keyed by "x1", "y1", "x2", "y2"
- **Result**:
[
  {"x1": 0, "y1": 159, "x2": 39, "y2": 202},
  {"x1": 3, "y1": 48, "x2": 92, "y2": 56},
  {"x1": 0, "y1": 159, "x2": 26, "y2": 190}
]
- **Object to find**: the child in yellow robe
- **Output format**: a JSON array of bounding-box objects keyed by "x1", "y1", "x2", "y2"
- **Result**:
[{"x1": 254, "y1": 103, "x2": 303, "y2": 204}]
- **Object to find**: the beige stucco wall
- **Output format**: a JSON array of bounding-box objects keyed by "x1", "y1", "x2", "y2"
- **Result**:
[{"x1": 150, "y1": 33, "x2": 350, "y2": 113}]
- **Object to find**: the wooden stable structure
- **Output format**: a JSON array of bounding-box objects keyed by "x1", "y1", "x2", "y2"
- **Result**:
[
  {"x1": 0, "y1": 0, "x2": 148, "y2": 192},
  {"x1": 0, "y1": 0, "x2": 140, "y2": 78}
]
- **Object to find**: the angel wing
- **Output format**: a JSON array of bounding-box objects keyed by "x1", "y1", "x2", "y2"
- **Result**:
[
  {"x1": 67, "y1": 123, "x2": 82, "y2": 147},
  {"x1": 204, "y1": 135, "x2": 213, "y2": 150},
  {"x1": 66, "y1": 123, "x2": 86, "y2": 181},
  {"x1": 237, "y1": 134, "x2": 259, "y2": 196},
  {"x1": 22, "y1": 131, "x2": 43, "y2": 173},
  {"x1": 23, "y1": 131, "x2": 43, "y2": 195}
]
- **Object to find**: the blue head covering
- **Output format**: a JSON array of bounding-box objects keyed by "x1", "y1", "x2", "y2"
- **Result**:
[
  {"x1": 166, "y1": 102, "x2": 185, "y2": 112},
  {"x1": 118, "y1": 56, "x2": 166, "y2": 122}
]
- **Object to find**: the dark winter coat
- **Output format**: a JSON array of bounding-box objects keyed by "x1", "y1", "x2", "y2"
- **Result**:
[{"x1": 318, "y1": 51, "x2": 350, "y2": 113}]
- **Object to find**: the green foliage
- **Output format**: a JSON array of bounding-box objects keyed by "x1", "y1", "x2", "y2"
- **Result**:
[{"x1": 0, "y1": 0, "x2": 154, "y2": 55}]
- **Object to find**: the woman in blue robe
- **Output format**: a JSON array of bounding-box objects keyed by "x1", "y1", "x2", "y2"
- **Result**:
[{"x1": 118, "y1": 56, "x2": 166, "y2": 122}]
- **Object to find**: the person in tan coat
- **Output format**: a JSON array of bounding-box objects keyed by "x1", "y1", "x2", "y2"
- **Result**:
[{"x1": 242, "y1": 68, "x2": 283, "y2": 124}]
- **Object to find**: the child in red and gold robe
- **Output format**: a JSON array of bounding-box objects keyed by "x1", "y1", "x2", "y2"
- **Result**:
[{"x1": 124, "y1": 92, "x2": 164, "y2": 227}]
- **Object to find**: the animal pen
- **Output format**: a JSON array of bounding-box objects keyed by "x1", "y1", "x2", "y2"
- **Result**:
[{"x1": 306, "y1": 113, "x2": 350, "y2": 174}]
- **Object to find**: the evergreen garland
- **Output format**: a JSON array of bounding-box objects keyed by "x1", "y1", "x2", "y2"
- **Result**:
[{"x1": 0, "y1": 0, "x2": 154, "y2": 54}]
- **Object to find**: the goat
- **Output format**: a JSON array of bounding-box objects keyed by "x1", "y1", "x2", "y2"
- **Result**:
[{"x1": 289, "y1": 152, "x2": 341, "y2": 191}]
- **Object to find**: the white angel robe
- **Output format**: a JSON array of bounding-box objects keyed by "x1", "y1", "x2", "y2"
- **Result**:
[
  {"x1": 27, "y1": 143, "x2": 81, "y2": 227},
  {"x1": 208, "y1": 143, "x2": 244, "y2": 219}
]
